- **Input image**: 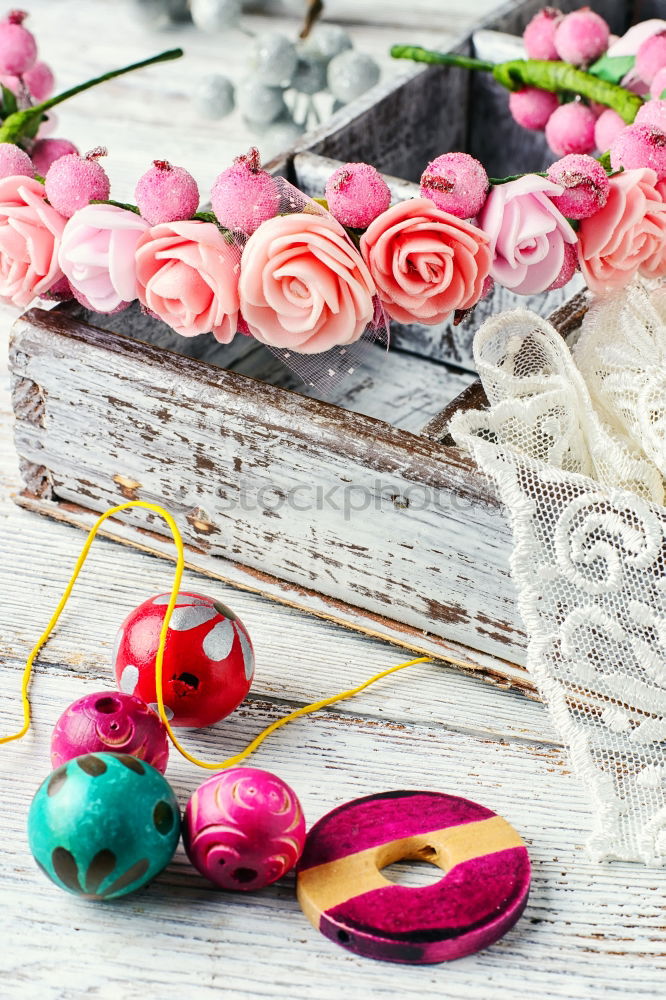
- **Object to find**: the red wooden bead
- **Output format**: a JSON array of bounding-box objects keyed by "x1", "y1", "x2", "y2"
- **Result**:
[{"x1": 113, "y1": 591, "x2": 255, "y2": 728}]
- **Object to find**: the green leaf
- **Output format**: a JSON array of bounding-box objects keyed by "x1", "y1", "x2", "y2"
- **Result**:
[
  {"x1": 660, "y1": 89, "x2": 666, "y2": 100},
  {"x1": 1, "y1": 84, "x2": 17, "y2": 117},
  {"x1": 587, "y1": 54, "x2": 635, "y2": 85}
]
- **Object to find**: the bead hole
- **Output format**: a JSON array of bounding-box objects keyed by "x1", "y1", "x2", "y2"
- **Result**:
[
  {"x1": 95, "y1": 696, "x2": 121, "y2": 714},
  {"x1": 382, "y1": 847, "x2": 444, "y2": 888},
  {"x1": 175, "y1": 672, "x2": 199, "y2": 690},
  {"x1": 233, "y1": 867, "x2": 257, "y2": 884}
]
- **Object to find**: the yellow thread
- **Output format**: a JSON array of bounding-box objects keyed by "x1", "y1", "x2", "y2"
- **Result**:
[{"x1": 1, "y1": 500, "x2": 480, "y2": 770}]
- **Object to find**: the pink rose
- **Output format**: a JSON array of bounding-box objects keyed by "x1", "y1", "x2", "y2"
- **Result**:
[
  {"x1": 0, "y1": 175, "x2": 65, "y2": 307},
  {"x1": 642, "y1": 178, "x2": 666, "y2": 278},
  {"x1": 578, "y1": 168, "x2": 666, "y2": 293},
  {"x1": 135, "y1": 220, "x2": 240, "y2": 342},
  {"x1": 478, "y1": 175, "x2": 578, "y2": 295},
  {"x1": 359, "y1": 198, "x2": 491, "y2": 325},
  {"x1": 239, "y1": 212, "x2": 375, "y2": 353},
  {"x1": 58, "y1": 203, "x2": 149, "y2": 313}
]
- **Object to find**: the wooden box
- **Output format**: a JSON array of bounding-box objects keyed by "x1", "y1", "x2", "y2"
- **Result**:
[{"x1": 9, "y1": 0, "x2": 657, "y2": 694}]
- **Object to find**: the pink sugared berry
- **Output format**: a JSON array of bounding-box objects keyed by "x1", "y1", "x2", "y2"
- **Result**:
[
  {"x1": 0, "y1": 72, "x2": 20, "y2": 93},
  {"x1": 554, "y1": 9, "x2": 610, "y2": 66},
  {"x1": 211, "y1": 147, "x2": 279, "y2": 234},
  {"x1": 547, "y1": 241, "x2": 578, "y2": 290},
  {"x1": 594, "y1": 108, "x2": 626, "y2": 151},
  {"x1": 0, "y1": 142, "x2": 33, "y2": 178},
  {"x1": 509, "y1": 87, "x2": 559, "y2": 130},
  {"x1": 31, "y1": 138, "x2": 79, "y2": 176},
  {"x1": 636, "y1": 99, "x2": 666, "y2": 133},
  {"x1": 610, "y1": 123, "x2": 666, "y2": 179},
  {"x1": 325, "y1": 162, "x2": 390, "y2": 228},
  {"x1": 545, "y1": 102, "x2": 596, "y2": 156},
  {"x1": 0, "y1": 10, "x2": 36, "y2": 76},
  {"x1": 420, "y1": 151, "x2": 488, "y2": 219},
  {"x1": 45, "y1": 148, "x2": 111, "y2": 217},
  {"x1": 24, "y1": 61, "x2": 54, "y2": 101},
  {"x1": 547, "y1": 154, "x2": 609, "y2": 219},
  {"x1": 135, "y1": 160, "x2": 199, "y2": 226},
  {"x1": 650, "y1": 66, "x2": 666, "y2": 100},
  {"x1": 636, "y1": 32, "x2": 666, "y2": 85},
  {"x1": 523, "y1": 8, "x2": 561, "y2": 61}
]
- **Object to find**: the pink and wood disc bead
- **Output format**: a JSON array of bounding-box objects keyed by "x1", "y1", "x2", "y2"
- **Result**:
[
  {"x1": 296, "y1": 789, "x2": 531, "y2": 964},
  {"x1": 183, "y1": 767, "x2": 306, "y2": 891}
]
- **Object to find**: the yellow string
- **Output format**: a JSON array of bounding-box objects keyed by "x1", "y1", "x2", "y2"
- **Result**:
[{"x1": 0, "y1": 499, "x2": 461, "y2": 769}]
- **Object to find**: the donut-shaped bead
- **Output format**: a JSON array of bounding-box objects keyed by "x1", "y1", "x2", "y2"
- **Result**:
[{"x1": 296, "y1": 790, "x2": 530, "y2": 964}]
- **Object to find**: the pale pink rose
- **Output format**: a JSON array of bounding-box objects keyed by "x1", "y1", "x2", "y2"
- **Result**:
[
  {"x1": 578, "y1": 168, "x2": 666, "y2": 293},
  {"x1": 642, "y1": 178, "x2": 666, "y2": 277},
  {"x1": 478, "y1": 175, "x2": 577, "y2": 296},
  {"x1": 58, "y1": 203, "x2": 149, "y2": 313},
  {"x1": 0, "y1": 175, "x2": 65, "y2": 307},
  {"x1": 135, "y1": 220, "x2": 240, "y2": 342},
  {"x1": 359, "y1": 198, "x2": 491, "y2": 325},
  {"x1": 239, "y1": 212, "x2": 375, "y2": 353}
]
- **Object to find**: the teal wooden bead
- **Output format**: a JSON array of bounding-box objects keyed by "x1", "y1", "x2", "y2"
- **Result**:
[{"x1": 28, "y1": 752, "x2": 180, "y2": 899}]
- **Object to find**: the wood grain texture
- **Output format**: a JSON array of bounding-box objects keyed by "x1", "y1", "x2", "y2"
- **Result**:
[{"x1": 10, "y1": 306, "x2": 527, "y2": 670}]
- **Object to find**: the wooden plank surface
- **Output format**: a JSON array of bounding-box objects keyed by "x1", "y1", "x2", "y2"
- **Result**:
[{"x1": 1, "y1": 2, "x2": 665, "y2": 999}]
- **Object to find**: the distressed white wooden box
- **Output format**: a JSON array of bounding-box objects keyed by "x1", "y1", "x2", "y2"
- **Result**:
[{"x1": 9, "y1": 0, "x2": 655, "y2": 695}]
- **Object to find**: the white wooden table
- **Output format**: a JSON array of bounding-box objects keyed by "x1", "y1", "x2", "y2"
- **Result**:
[{"x1": 1, "y1": 3, "x2": 665, "y2": 998}]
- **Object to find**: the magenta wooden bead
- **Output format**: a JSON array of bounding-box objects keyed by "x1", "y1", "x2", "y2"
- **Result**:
[
  {"x1": 296, "y1": 790, "x2": 531, "y2": 964},
  {"x1": 51, "y1": 691, "x2": 170, "y2": 773},
  {"x1": 183, "y1": 767, "x2": 306, "y2": 890}
]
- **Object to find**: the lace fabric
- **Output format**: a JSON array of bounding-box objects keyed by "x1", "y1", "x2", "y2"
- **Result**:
[{"x1": 450, "y1": 281, "x2": 666, "y2": 865}]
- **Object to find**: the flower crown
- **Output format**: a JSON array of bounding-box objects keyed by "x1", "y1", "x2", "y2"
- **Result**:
[{"x1": 1, "y1": 8, "x2": 666, "y2": 383}]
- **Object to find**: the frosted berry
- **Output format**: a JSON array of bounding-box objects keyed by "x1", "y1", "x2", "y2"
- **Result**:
[
  {"x1": 301, "y1": 24, "x2": 352, "y2": 64},
  {"x1": 262, "y1": 119, "x2": 305, "y2": 160},
  {"x1": 45, "y1": 148, "x2": 111, "y2": 218},
  {"x1": 0, "y1": 10, "x2": 37, "y2": 76},
  {"x1": 547, "y1": 154, "x2": 609, "y2": 219},
  {"x1": 135, "y1": 160, "x2": 199, "y2": 225},
  {"x1": 194, "y1": 74, "x2": 235, "y2": 119},
  {"x1": 547, "y1": 241, "x2": 578, "y2": 290},
  {"x1": 636, "y1": 99, "x2": 666, "y2": 133},
  {"x1": 523, "y1": 7, "x2": 561, "y2": 61},
  {"x1": 594, "y1": 107, "x2": 626, "y2": 151},
  {"x1": 420, "y1": 151, "x2": 489, "y2": 218},
  {"x1": 211, "y1": 147, "x2": 279, "y2": 234},
  {"x1": 650, "y1": 66, "x2": 666, "y2": 100},
  {"x1": 24, "y1": 60, "x2": 55, "y2": 101},
  {"x1": 636, "y1": 31, "x2": 666, "y2": 85},
  {"x1": 509, "y1": 87, "x2": 559, "y2": 130},
  {"x1": 327, "y1": 50, "x2": 380, "y2": 104},
  {"x1": 0, "y1": 142, "x2": 33, "y2": 179},
  {"x1": 325, "y1": 162, "x2": 390, "y2": 228},
  {"x1": 610, "y1": 123, "x2": 666, "y2": 179},
  {"x1": 237, "y1": 81, "x2": 286, "y2": 126},
  {"x1": 190, "y1": 0, "x2": 242, "y2": 31},
  {"x1": 554, "y1": 9, "x2": 610, "y2": 66},
  {"x1": 32, "y1": 138, "x2": 79, "y2": 176},
  {"x1": 545, "y1": 102, "x2": 596, "y2": 156},
  {"x1": 252, "y1": 33, "x2": 297, "y2": 87},
  {"x1": 291, "y1": 54, "x2": 327, "y2": 95}
]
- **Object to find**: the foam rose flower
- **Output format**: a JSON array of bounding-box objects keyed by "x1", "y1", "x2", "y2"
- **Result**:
[
  {"x1": 135, "y1": 220, "x2": 240, "y2": 342},
  {"x1": 0, "y1": 175, "x2": 65, "y2": 307},
  {"x1": 578, "y1": 168, "x2": 666, "y2": 293},
  {"x1": 239, "y1": 212, "x2": 375, "y2": 353},
  {"x1": 360, "y1": 198, "x2": 491, "y2": 325},
  {"x1": 478, "y1": 175, "x2": 578, "y2": 295},
  {"x1": 58, "y1": 203, "x2": 149, "y2": 312}
]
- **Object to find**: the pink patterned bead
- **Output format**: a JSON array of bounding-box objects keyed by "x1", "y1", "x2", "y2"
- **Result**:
[
  {"x1": 51, "y1": 690, "x2": 170, "y2": 773},
  {"x1": 183, "y1": 767, "x2": 306, "y2": 890}
]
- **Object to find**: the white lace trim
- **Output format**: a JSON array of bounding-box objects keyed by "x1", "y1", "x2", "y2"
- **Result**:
[{"x1": 450, "y1": 281, "x2": 666, "y2": 865}]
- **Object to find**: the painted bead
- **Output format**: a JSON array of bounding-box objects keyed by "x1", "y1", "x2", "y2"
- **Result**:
[
  {"x1": 113, "y1": 591, "x2": 255, "y2": 728},
  {"x1": 297, "y1": 790, "x2": 531, "y2": 964},
  {"x1": 183, "y1": 767, "x2": 306, "y2": 890},
  {"x1": 28, "y1": 753, "x2": 180, "y2": 899},
  {"x1": 51, "y1": 690, "x2": 170, "y2": 772}
]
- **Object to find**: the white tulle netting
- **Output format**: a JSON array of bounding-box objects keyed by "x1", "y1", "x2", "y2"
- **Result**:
[{"x1": 449, "y1": 280, "x2": 666, "y2": 865}]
